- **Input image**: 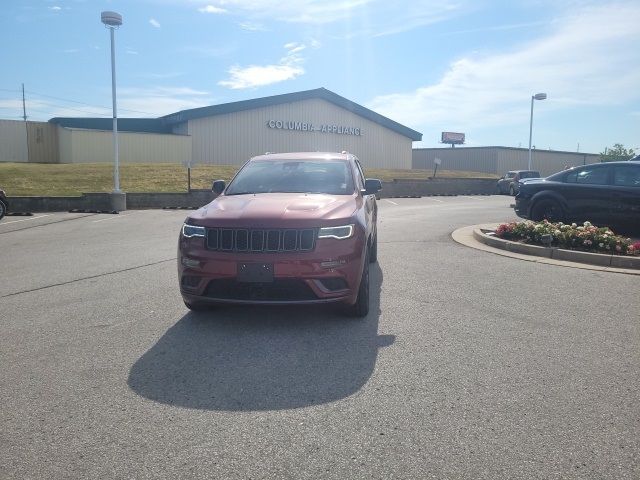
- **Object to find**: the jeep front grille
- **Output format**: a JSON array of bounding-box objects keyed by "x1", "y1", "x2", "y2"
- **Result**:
[{"x1": 206, "y1": 228, "x2": 316, "y2": 253}]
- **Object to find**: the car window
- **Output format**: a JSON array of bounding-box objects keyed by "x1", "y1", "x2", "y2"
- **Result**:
[
  {"x1": 565, "y1": 166, "x2": 609, "y2": 185},
  {"x1": 505, "y1": 172, "x2": 516, "y2": 179},
  {"x1": 226, "y1": 159, "x2": 355, "y2": 195},
  {"x1": 520, "y1": 171, "x2": 540, "y2": 178},
  {"x1": 354, "y1": 159, "x2": 366, "y2": 189},
  {"x1": 613, "y1": 165, "x2": 640, "y2": 187}
]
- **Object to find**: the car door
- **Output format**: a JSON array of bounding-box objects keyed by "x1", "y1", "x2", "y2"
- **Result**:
[
  {"x1": 498, "y1": 172, "x2": 515, "y2": 193},
  {"x1": 562, "y1": 164, "x2": 612, "y2": 224},
  {"x1": 611, "y1": 164, "x2": 640, "y2": 226}
]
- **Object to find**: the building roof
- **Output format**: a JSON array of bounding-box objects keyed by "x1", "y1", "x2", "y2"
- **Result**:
[
  {"x1": 49, "y1": 117, "x2": 171, "y2": 133},
  {"x1": 161, "y1": 87, "x2": 423, "y2": 141}
]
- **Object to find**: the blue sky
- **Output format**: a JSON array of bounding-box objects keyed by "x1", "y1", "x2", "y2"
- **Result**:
[{"x1": 0, "y1": 0, "x2": 638, "y2": 154}]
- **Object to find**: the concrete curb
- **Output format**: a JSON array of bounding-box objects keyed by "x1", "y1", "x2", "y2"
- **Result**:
[{"x1": 452, "y1": 224, "x2": 640, "y2": 276}]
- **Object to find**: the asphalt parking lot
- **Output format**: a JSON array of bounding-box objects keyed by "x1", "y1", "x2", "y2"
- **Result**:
[{"x1": 1, "y1": 196, "x2": 638, "y2": 479}]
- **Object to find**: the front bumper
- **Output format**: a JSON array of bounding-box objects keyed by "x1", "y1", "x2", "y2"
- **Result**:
[{"x1": 177, "y1": 235, "x2": 365, "y2": 306}]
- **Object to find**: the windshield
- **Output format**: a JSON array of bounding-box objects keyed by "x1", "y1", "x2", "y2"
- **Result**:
[{"x1": 226, "y1": 160, "x2": 354, "y2": 195}]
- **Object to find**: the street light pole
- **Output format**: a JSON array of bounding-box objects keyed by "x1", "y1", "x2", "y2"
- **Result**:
[
  {"x1": 101, "y1": 11, "x2": 123, "y2": 193},
  {"x1": 528, "y1": 92, "x2": 547, "y2": 171}
]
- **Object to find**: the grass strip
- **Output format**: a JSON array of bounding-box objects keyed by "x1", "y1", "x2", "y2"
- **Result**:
[{"x1": 0, "y1": 163, "x2": 496, "y2": 196}]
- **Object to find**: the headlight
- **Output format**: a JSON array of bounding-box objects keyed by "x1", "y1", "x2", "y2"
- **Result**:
[
  {"x1": 318, "y1": 224, "x2": 354, "y2": 240},
  {"x1": 182, "y1": 223, "x2": 206, "y2": 238}
]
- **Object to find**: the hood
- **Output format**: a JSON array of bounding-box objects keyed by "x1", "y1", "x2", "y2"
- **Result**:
[
  {"x1": 188, "y1": 193, "x2": 358, "y2": 227},
  {"x1": 519, "y1": 178, "x2": 548, "y2": 185}
]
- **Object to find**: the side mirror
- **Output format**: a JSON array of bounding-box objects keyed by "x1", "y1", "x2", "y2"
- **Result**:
[
  {"x1": 212, "y1": 180, "x2": 226, "y2": 194},
  {"x1": 363, "y1": 178, "x2": 382, "y2": 195}
]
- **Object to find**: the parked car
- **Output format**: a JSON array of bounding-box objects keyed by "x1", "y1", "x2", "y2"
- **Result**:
[
  {"x1": 497, "y1": 170, "x2": 541, "y2": 195},
  {"x1": 514, "y1": 161, "x2": 640, "y2": 229},
  {"x1": 177, "y1": 152, "x2": 381, "y2": 317},
  {"x1": 0, "y1": 189, "x2": 8, "y2": 221}
]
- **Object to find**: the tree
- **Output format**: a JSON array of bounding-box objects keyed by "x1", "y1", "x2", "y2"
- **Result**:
[{"x1": 599, "y1": 143, "x2": 635, "y2": 162}]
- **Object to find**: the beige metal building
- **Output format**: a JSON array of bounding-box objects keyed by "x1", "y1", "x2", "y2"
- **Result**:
[
  {"x1": 42, "y1": 88, "x2": 421, "y2": 169},
  {"x1": 413, "y1": 147, "x2": 601, "y2": 177},
  {"x1": 0, "y1": 120, "x2": 59, "y2": 163},
  {"x1": 161, "y1": 88, "x2": 422, "y2": 169},
  {"x1": 57, "y1": 128, "x2": 190, "y2": 164},
  {"x1": 2, "y1": 89, "x2": 607, "y2": 176}
]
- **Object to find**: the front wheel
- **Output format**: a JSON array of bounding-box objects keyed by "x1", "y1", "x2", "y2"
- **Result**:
[
  {"x1": 344, "y1": 256, "x2": 370, "y2": 318},
  {"x1": 509, "y1": 185, "x2": 515, "y2": 196},
  {"x1": 531, "y1": 199, "x2": 564, "y2": 222},
  {"x1": 0, "y1": 200, "x2": 6, "y2": 220}
]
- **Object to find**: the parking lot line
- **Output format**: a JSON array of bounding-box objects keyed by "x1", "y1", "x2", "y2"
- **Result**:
[
  {"x1": 384, "y1": 199, "x2": 399, "y2": 206},
  {"x1": 92, "y1": 212, "x2": 137, "y2": 223},
  {"x1": 430, "y1": 198, "x2": 444, "y2": 203},
  {"x1": 0, "y1": 214, "x2": 52, "y2": 225}
]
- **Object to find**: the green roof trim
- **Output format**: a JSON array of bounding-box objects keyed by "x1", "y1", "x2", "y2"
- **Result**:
[{"x1": 49, "y1": 117, "x2": 171, "y2": 133}]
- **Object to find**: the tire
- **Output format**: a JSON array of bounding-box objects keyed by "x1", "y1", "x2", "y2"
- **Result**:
[
  {"x1": 345, "y1": 254, "x2": 370, "y2": 318},
  {"x1": 531, "y1": 199, "x2": 564, "y2": 222},
  {"x1": 0, "y1": 200, "x2": 6, "y2": 221},
  {"x1": 183, "y1": 300, "x2": 210, "y2": 312},
  {"x1": 369, "y1": 232, "x2": 378, "y2": 264},
  {"x1": 509, "y1": 185, "x2": 515, "y2": 196}
]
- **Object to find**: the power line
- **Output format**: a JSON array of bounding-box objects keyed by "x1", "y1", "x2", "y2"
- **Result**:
[
  {"x1": 0, "y1": 86, "x2": 157, "y2": 116},
  {"x1": 27, "y1": 99, "x2": 109, "y2": 116},
  {"x1": 24, "y1": 89, "x2": 156, "y2": 116},
  {"x1": 0, "y1": 97, "x2": 108, "y2": 117}
]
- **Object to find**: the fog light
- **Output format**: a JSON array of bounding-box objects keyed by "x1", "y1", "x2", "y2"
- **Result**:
[
  {"x1": 181, "y1": 275, "x2": 201, "y2": 289},
  {"x1": 181, "y1": 257, "x2": 200, "y2": 268}
]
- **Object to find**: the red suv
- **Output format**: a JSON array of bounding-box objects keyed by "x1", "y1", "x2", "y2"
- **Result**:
[{"x1": 177, "y1": 152, "x2": 381, "y2": 317}]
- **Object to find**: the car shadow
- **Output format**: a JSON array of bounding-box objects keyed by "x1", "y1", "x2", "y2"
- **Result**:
[{"x1": 127, "y1": 263, "x2": 392, "y2": 411}]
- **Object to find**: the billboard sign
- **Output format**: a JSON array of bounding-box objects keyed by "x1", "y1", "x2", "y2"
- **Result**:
[{"x1": 441, "y1": 132, "x2": 465, "y2": 144}]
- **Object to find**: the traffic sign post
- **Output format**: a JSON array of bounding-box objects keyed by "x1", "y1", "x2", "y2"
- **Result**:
[{"x1": 433, "y1": 157, "x2": 441, "y2": 178}]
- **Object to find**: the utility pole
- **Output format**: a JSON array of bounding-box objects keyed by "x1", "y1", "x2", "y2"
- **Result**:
[
  {"x1": 22, "y1": 83, "x2": 30, "y2": 163},
  {"x1": 21, "y1": 83, "x2": 27, "y2": 121}
]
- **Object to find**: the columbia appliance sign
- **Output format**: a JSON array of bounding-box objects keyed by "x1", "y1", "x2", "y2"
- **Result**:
[{"x1": 267, "y1": 119, "x2": 363, "y2": 136}]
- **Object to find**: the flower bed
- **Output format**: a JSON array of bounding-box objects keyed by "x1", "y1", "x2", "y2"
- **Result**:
[{"x1": 495, "y1": 220, "x2": 638, "y2": 256}]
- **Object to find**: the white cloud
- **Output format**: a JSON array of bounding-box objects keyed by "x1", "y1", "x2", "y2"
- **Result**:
[
  {"x1": 218, "y1": 64, "x2": 305, "y2": 90},
  {"x1": 198, "y1": 5, "x2": 228, "y2": 14},
  {"x1": 49, "y1": 6, "x2": 62, "y2": 11},
  {"x1": 190, "y1": 0, "x2": 463, "y2": 33},
  {"x1": 149, "y1": 18, "x2": 161, "y2": 28},
  {"x1": 368, "y1": 2, "x2": 640, "y2": 138},
  {"x1": 218, "y1": 42, "x2": 307, "y2": 89},
  {"x1": 118, "y1": 87, "x2": 215, "y2": 116},
  {"x1": 283, "y1": 42, "x2": 306, "y2": 55},
  {"x1": 238, "y1": 21, "x2": 267, "y2": 31},
  {"x1": 126, "y1": 49, "x2": 139, "y2": 55}
]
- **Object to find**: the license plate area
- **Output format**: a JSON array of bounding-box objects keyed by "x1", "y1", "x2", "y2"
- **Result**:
[{"x1": 237, "y1": 263, "x2": 274, "y2": 283}]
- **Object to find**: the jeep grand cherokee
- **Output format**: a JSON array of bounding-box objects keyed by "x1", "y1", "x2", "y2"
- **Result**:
[{"x1": 177, "y1": 152, "x2": 381, "y2": 317}]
